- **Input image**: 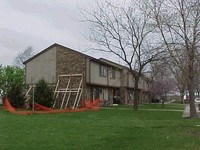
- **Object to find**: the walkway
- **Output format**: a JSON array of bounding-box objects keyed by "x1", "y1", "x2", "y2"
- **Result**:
[{"x1": 182, "y1": 104, "x2": 200, "y2": 118}]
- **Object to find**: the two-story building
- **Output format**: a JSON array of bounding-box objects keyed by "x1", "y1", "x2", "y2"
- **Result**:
[{"x1": 24, "y1": 43, "x2": 151, "y2": 106}]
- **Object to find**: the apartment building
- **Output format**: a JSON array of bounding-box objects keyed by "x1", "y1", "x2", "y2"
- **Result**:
[{"x1": 24, "y1": 43, "x2": 151, "y2": 106}]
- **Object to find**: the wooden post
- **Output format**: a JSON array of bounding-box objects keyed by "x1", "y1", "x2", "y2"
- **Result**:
[{"x1": 32, "y1": 84, "x2": 35, "y2": 112}]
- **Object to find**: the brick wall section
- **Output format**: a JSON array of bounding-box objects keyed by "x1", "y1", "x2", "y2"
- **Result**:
[{"x1": 56, "y1": 45, "x2": 90, "y2": 100}]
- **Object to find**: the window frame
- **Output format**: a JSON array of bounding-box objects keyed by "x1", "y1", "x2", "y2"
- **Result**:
[
  {"x1": 99, "y1": 64, "x2": 107, "y2": 77},
  {"x1": 110, "y1": 68, "x2": 116, "y2": 79}
]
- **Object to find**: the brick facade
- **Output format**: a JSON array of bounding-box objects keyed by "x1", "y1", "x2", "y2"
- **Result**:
[{"x1": 56, "y1": 45, "x2": 90, "y2": 100}]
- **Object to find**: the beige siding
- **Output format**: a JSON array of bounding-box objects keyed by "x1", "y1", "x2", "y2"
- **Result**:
[
  {"x1": 127, "y1": 75, "x2": 146, "y2": 90},
  {"x1": 86, "y1": 58, "x2": 90, "y2": 83},
  {"x1": 25, "y1": 47, "x2": 57, "y2": 84},
  {"x1": 90, "y1": 61, "x2": 107, "y2": 85},
  {"x1": 140, "y1": 78, "x2": 148, "y2": 91},
  {"x1": 128, "y1": 74, "x2": 135, "y2": 88},
  {"x1": 89, "y1": 61, "x2": 121, "y2": 87},
  {"x1": 108, "y1": 69, "x2": 121, "y2": 87},
  {"x1": 138, "y1": 78, "x2": 144, "y2": 89},
  {"x1": 121, "y1": 69, "x2": 128, "y2": 87}
]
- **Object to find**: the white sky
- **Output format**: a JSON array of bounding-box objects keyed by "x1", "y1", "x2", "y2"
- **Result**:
[{"x1": 0, "y1": 0, "x2": 118, "y2": 66}]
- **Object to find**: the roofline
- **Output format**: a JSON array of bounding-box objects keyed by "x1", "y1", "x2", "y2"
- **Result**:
[
  {"x1": 23, "y1": 43, "x2": 97, "y2": 64},
  {"x1": 54, "y1": 44, "x2": 122, "y2": 68},
  {"x1": 23, "y1": 43, "x2": 152, "y2": 81},
  {"x1": 99, "y1": 58, "x2": 139, "y2": 74},
  {"x1": 23, "y1": 43, "x2": 58, "y2": 64},
  {"x1": 99, "y1": 58, "x2": 124, "y2": 69},
  {"x1": 99, "y1": 58, "x2": 153, "y2": 81},
  {"x1": 23, "y1": 43, "x2": 126, "y2": 69}
]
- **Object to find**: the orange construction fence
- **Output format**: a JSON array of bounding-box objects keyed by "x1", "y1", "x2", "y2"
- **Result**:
[{"x1": 3, "y1": 98, "x2": 100, "y2": 115}]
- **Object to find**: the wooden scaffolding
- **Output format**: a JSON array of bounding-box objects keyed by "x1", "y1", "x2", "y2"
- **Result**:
[
  {"x1": 25, "y1": 85, "x2": 35, "y2": 109},
  {"x1": 52, "y1": 74, "x2": 83, "y2": 109}
]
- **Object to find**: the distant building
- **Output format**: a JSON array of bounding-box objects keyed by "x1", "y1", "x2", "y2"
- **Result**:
[{"x1": 24, "y1": 43, "x2": 151, "y2": 105}]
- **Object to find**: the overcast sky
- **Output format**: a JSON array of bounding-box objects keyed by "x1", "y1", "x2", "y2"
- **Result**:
[{"x1": 0, "y1": 0, "x2": 116, "y2": 66}]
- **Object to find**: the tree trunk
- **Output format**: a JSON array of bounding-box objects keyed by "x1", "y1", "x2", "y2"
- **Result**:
[
  {"x1": 180, "y1": 89, "x2": 185, "y2": 104},
  {"x1": 161, "y1": 95, "x2": 166, "y2": 108},
  {"x1": 188, "y1": 85, "x2": 197, "y2": 118},
  {"x1": 133, "y1": 77, "x2": 139, "y2": 111},
  {"x1": 180, "y1": 95, "x2": 184, "y2": 104},
  {"x1": 188, "y1": 50, "x2": 198, "y2": 118},
  {"x1": 197, "y1": 91, "x2": 200, "y2": 98}
]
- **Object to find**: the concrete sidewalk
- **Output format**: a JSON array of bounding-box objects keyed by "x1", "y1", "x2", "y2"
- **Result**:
[{"x1": 182, "y1": 104, "x2": 200, "y2": 118}]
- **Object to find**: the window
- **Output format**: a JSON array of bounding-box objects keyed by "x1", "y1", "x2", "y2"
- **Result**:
[
  {"x1": 110, "y1": 68, "x2": 116, "y2": 79},
  {"x1": 99, "y1": 65, "x2": 107, "y2": 77}
]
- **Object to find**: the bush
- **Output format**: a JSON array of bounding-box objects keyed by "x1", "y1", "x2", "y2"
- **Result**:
[
  {"x1": 34, "y1": 79, "x2": 54, "y2": 107},
  {"x1": 7, "y1": 84, "x2": 25, "y2": 107}
]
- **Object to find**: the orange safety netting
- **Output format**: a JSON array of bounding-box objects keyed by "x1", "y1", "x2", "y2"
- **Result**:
[
  {"x1": 3, "y1": 98, "x2": 33, "y2": 115},
  {"x1": 3, "y1": 98, "x2": 100, "y2": 115}
]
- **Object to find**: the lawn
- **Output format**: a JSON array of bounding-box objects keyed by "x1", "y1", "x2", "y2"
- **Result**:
[
  {"x1": 139, "y1": 102, "x2": 185, "y2": 110},
  {"x1": 0, "y1": 104, "x2": 200, "y2": 150}
]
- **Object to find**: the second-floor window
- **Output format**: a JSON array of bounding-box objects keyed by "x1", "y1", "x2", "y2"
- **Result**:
[
  {"x1": 99, "y1": 65, "x2": 107, "y2": 77},
  {"x1": 110, "y1": 68, "x2": 116, "y2": 79}
]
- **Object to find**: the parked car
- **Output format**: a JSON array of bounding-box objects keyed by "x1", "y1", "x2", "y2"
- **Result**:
[
  {"x1": 195, "y1": 98, "x2": 200, "y2": 104},
  {"x1": 151, "y1": 98, "x2": 161, "y2": 103},
  {"x1": 195, "y1": 98, "x2": 200, "y2": 111},
  {"x1": 113, "y1": 96, "x2": 120, "y2": 104}
]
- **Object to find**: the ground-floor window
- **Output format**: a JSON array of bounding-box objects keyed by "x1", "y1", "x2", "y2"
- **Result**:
[
  {"x1": 90, "y1": 86, "x2": 120, "y2": 105},
  {"x1": 127, "y1": 90, "x2": 134, "y2": 104}
]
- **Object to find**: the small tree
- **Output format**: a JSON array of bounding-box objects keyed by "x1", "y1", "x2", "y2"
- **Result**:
[
  {"x1": 150, "y1": 76, "x2": 175, "y2": 107},
  {"x1": 0, "y1": 66, "x2": 25, "y2": 107},
  {"x1": 34, "y1": 79, "x2": 54, "y2": 107},
  {"x1": 7, "y1": 84, "x2": 25, "y2": 107}
]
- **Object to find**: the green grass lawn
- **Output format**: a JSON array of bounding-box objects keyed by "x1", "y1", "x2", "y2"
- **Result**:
[
  {"x1": 139, "y1": 103, "x2": 185, "y2": 110},
  {"x1": 107, "y1": 102, "x2": 185, "y2": 110},
  {"x1": 0, "y1": 104, "x2": 200, "y2": 150}
]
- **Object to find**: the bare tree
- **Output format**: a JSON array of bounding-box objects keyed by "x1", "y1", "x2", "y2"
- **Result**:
[
  {"x1": 147, "y1": 0, "x2": 200, "y2": 118},
  {"x1": 13, "y1": 46, "x2": 35, "y2": 68},
  {"x1": 150, "y1": 75, "x2": 175, "y2": 107},
  {"x1": 82, "y1": 0, "x2": 164, "y2": 110},
  {"x1": 167, "y1": 58, "x2": 187, "y2": 104},
  {"x1": 150, "y1": 60, "x2": 176, "y2": 107}
]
